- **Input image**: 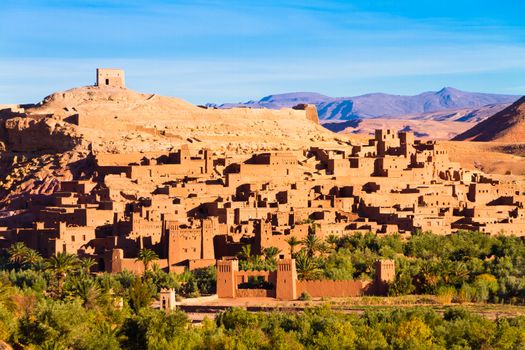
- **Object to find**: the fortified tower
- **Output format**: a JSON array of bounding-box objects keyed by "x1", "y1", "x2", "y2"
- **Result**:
[
  {"x1": 201, "y1": 218, "x2": 216, "y2": 260},
  {"x1": 375, "y1": 259, "x2": 396, "y2": 283},
  {"x1": 96, "y1": 68, "x2": 125, "y2": 88},
  {"x1": 276, "y1": 259, "x2": 297, "y2": 300},
  {"x1": 159, "y1": 288, "x2": 176, "y2": 311},
  {"x1": 216, "y1": 260, "x2": 238, "y2": 298}
]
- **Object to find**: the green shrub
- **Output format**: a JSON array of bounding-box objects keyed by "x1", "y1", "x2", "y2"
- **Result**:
[{"x1": 298, "y1": 291, "x2": 311, "y2": 301}]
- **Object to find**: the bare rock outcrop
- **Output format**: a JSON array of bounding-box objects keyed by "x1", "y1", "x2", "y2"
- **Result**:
[
  {"x1": 293, "y1": 103, "x2": 320, "y2": 124},
  {"x1": 3, "y1": 116, "x2": 82, "y2": 152}
]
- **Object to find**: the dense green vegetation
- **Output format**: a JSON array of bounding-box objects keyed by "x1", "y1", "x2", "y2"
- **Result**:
[
  {"x1": 2, "y1": 230, "x2": 525, "y2": 348},
  {"x1": 2, "y1": 291, "x2": 525, "y2": 349},
  {"x1": 331, "y1": 230, "x2": 525, "y2": 304},
  {"x1": 239, "y1": 230, "x2": 525, "y2": 304}
]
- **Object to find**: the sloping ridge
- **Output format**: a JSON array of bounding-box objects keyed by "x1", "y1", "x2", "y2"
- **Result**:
[{"x1": 452, "y1": 96, "x2": 525, "y2": 142}]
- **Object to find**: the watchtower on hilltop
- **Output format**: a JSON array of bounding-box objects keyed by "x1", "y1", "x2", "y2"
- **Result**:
[{"x1": 96, "y1": 68, "x2": 125, "y2": 88}]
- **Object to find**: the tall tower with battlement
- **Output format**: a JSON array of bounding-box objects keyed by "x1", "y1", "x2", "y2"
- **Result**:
[
  {"x1": 216, "y1": 260, "x2": 238, "y2": 298},
  {"x1": 375, "y1": 259, "x2": 396, "y2": 283},
  {"x1": 276, "y1": 259, "x2": 297, "y2": 300}
]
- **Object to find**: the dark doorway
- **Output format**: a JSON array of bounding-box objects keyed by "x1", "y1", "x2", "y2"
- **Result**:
[{"x1": 105, "y1": 78, "x2": 109, "y2": 85}]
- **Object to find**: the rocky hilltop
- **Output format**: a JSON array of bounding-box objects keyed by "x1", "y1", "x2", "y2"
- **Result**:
[
  {"x1": 5, "y1": 86, "x2": 331, "y2": 153},
  {"x1": 453, "y1": 96, "x2": 525, "y2": 143},
  {"x1": 0, "y1": 81, "x2": 336, "y2": 213}
]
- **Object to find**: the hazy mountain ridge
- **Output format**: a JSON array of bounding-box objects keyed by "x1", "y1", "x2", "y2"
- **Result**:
[{"x1": 209, "y1": 88, "x2": 520, "y2": 122}]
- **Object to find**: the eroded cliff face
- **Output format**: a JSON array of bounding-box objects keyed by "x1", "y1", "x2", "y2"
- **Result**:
[{"x1": 3, "y1": 116, "x2": 83, "y2": 152}]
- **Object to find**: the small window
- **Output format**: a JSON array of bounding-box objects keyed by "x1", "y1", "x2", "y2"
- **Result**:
[{"x1": 105, "y1": 78, "x2": 109, "y2": 85}]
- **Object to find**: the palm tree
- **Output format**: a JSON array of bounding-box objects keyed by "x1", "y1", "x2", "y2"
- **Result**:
[
  {"x1": 451, "y1": 261, "x2": 469, "y2": 284},
  {"x1": 79, "y1": 257, "x2": 97, "y2": 275},
  {"x1": 22, "y1": 248, "x2": 43, "y2": 269},
  {"x1": 251, "y1": 255, "x2": 264, "y2": 271},
  {"x1": 128, "y1": 278, "x2": 154, "y2": 313},
  {"x1": 325, "y1": 234, "x2": 340, "y2": 252},
  {"x1": 135, "y1": 248, "x2": 158, "y2": 272},
  {"x1": 295, "y1": 250, "x2": 322, "y2": 280},
  {"x1": 302, "y1": 234, "x2": 322, "y2": 257},
  {"x1": 263, "y1": 246, "x2": 280, "y2": 270},
  {"x1": 263, "y1": 246, "x2": 280, "y2": 261},
  {"x1": 237, "y1": 244, "x2": 252, "y2": 262},
  {"x1": 8, "y1": 242, "x2": 29, "y2": 266},
  {"x1": 70, "y1": 276, "x2": 101, "y2": 308},
  {"x1": 46, "y1": 252, "x2": 79, "y2": 294},
  {"x1": 38, "y1": 341, "x2": 66, "y2": 350},
  {"x1": 286, "y1": 236, "x2": 301, "y2": 257},
  {"x1": 308, "y1": 221, "x2": 320, "y2": 236}
]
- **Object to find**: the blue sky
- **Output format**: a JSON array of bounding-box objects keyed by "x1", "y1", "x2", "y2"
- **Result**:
[{"x1": 1, "y1": 0, "x2": 525, "y2": 104}]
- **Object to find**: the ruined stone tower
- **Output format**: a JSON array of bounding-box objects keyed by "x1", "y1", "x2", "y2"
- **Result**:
[{"x1": 96, "y1": 68, "x2": 125, "y2": 88}]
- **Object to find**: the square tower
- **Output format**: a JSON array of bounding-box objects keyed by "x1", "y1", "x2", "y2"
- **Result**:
[
  {"x1": 216, "y1": 260, "x2": 238, "y2": 298},
  {"x1": 375, "y1": 259, "x2": 395, "y2": 283},
  {"x1": 96, "y1": 68, "x2": 125, "y2": 88},
  {"x1": 159, "y1": 288, "x2": 176, "y2": 311},
  {"x1": 276, "y1": 259, "x2": 297, "y2": 300}
]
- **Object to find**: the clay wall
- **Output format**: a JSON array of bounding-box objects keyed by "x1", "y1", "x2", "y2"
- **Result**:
[
  {"x1": 412, "y1": 216, "x2": 448, "y2": 235},
  {"x1": 59, "y1": 181, "x2": 97, "y2": 194},
  {"x1": 188, "y1": 259, "x2": 216, "y2": 270},
  {"x1": 348, "y1": 157, "x2": 375, "y2": 176},
  {"x1": 104, "y1": 248, "x2": 168, "y2": 274},
  {"x1": 478, "y1": 222, "x2": 525, "y2": 236},
  {"x1": 129, "y1": 163, "x2": 205, "y2": 180},
  {"x1": 12, "y1": 227, "x2": 57, "y2": 257},
  {"x1": 328, "y1": 158, "x2": 352, "y2": 176},
  {"x1": 235, "y1": 289, "x2": 274, "y2": 298},
  {"x1": 50, "y1": 223, "x2": 96, "y2": 255},
  {"x1": 258, "y1": 222, "x2": 308, "y2": 257},
  {"x1": 297, "y1": 280, "x2": 368, "y2": 297},
  {"x1": 318, "y1": 222, "x2": 352, "y2": 238}
]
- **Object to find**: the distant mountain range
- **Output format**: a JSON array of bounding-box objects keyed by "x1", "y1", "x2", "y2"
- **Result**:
[{"x1": 209, "y1": 87, "x2": 520, "y2": 122}]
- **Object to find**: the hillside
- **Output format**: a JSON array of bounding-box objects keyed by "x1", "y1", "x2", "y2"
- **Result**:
[
  {"x1": 1, "y1": 86, "x2": 336, "y2": 154},
  {"x1": 323, "y1": 118, "x2": 475, "y2": 140},
  {"x1": 0, "y1": 85, "x2": 339, "y2": 209},
  {"x1": 452, "y1": 96, "x2": 525, "y2": 142}
]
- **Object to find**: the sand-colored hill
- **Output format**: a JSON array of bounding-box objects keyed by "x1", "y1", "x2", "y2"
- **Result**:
[
  {"x1": 442, "y1": 141, "x2": 525, "y2": 176},
  {"x1": 323, "y1": 118, "x2": 476, "y2": 140},
  {"x1": 2, "y1": 86, "x2": 341, "y2": 155},
  {"x1": 0, "y1": 84, "x2": 347, "y2": 205},
  {"x1": 453, "y1": 96, "x2": 525, "y2": 142}
]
